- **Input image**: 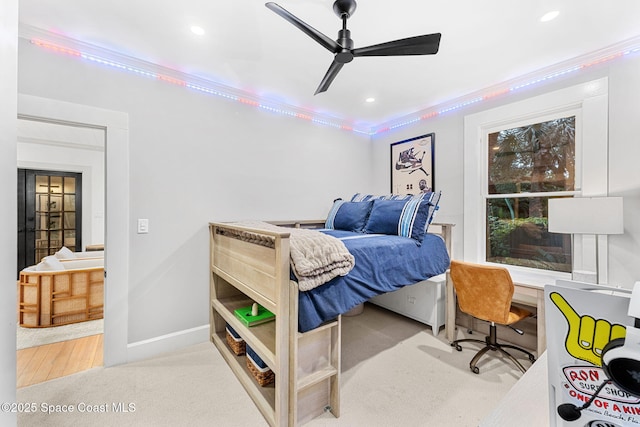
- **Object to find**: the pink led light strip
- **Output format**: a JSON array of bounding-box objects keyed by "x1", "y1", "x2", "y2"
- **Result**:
[
  {"x1": 30, "y1": 38, "x2": 368, "y2": 135},
  {"x1": 31, "y1": 38, "x2": 640, "y2": 136}
]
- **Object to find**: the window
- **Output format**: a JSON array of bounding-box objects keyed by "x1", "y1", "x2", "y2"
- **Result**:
[
  {"x1": 486, "y1": 116, "x2": 575, "y2": 272},
  {"x1": 463, "y1": 78, "x2": 608, "y2": 281}
]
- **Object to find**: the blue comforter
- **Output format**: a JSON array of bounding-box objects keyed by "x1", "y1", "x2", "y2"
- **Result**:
[{"x1": 297, "y1": 230, "x2": 450, "y2": 332}]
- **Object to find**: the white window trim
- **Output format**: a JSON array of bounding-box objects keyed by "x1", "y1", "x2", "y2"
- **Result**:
[{"x1": 463, "y1": 78, "x2": 609, "y2": 285}]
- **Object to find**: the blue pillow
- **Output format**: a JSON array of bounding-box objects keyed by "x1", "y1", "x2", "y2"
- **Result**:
[
  {"x1": 325, "y1": 200, "x2": 373, "y2": 232},
  {"x1": 364, "y1": 198, "x2": 431, "y2": 243}
]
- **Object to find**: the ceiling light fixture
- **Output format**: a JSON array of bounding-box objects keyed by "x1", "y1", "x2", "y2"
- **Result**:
[
  {"x1": 540, "y1": 11, "x2": 560, "y2": 22},
  {"x1": 190, "y1": 25, "x2": 205, "y2": 36},
  {"x1": 365, "y1": 97, "x2": 375, "y2": 103}
]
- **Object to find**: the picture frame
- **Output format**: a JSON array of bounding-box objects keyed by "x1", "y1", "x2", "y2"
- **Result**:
[{"x1": 390, "y1": 133, "x2": 435, "y2": 195}]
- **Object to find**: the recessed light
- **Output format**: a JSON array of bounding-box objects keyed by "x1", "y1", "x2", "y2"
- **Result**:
[
  {"x1": 540, "y1": 11, "x2": 559, "y2": 22},
  {"x1": 190, "y1": 25, "x2": 205, "y2": 36},
  {"x1": 365, "y1": 97, "x2": 375, "y2": 103}
]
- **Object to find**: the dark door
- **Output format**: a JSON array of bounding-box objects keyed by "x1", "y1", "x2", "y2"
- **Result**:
[{"x1": 17, "y1": 169, "x2": 82, "y2": 275}]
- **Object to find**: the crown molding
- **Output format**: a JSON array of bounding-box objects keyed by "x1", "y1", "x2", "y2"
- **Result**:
[{"x1": 19, "y1": 25, "x2": 640, "y2": 137}]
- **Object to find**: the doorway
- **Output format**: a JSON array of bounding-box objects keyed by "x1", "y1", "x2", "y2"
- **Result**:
[
  {"x1": 17, "y1": 169, "x2": 83, "y2": 276},
  {"x1": 18, "y1": 93, "x2": 130, "y2": 370},
  {"x1": 16, "y1": 116, "x2": 105, "y2": 384}
]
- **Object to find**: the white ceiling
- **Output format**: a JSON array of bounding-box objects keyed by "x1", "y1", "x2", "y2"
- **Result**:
[{"x1": 17, "y1": 0, "x2": 640, "y2": 129}]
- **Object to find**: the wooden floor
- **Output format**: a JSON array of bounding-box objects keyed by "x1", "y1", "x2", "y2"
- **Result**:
[{"x1": 16, "y1": 334, "x2": 103, "y2": 388}]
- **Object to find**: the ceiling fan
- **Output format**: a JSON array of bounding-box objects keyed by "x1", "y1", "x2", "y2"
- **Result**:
[{"x1": 265, "y1": 0, "x2": 441, "y2": 95}]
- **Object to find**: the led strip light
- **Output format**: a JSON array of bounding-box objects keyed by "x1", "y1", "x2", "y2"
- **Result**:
[{"x1": 29, "y1": 36, "x2": 640, "y2": 136}]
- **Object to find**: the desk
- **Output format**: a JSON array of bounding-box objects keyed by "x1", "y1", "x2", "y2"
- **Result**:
[
  {"x1": 480, "y1": 352, "x2": 550, "y2": 426},
  {"x1": 445, "y1": 270, "x2": 547, "y2": 356}
]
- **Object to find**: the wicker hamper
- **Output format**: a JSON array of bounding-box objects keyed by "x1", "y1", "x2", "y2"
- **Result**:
[
  {"x1": 225, "y1": 324, "x2": 246, "y2": 355},
  {"x1": 246, "y1": 345, "x2": 275, "y2": 387}
]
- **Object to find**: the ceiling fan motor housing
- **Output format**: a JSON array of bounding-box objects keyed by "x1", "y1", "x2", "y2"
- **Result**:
[
  {"x1": 333, "y1": 0, "x2": 357, "y2": 18},
  {"x1": 336, "y1": 29, "x2": 354, "y2": 63}
]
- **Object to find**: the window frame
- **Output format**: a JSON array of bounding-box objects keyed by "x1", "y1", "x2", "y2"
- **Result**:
[
  {"x1": 463, "y1": 78, "x2": 609, "y2": 285},
  {"x1": 484, "y1": 111, "x2": 580, "y2": 273}
]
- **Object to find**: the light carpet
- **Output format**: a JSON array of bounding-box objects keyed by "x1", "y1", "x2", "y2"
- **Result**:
[
  {"x1": 17, "y1": 319, "x2": 104, "y2": 350},
  {"x1": 17, "y1": 304, "x2": 534, "y2": 427}
]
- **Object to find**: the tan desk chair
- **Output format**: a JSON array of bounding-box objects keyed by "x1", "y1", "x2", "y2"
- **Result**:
[{"x1": 450, "y1": 260, "x2": 536, "y2": 374}]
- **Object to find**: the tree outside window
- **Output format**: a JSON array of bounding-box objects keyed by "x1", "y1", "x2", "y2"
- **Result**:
[{"x1": 486, "y1": 116, "x2": 575, "y2": 272}]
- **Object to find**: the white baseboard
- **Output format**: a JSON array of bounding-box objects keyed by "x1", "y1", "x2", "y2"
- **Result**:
[{"x1": 126, "y1": 324, "x2": 209, "y2": 363}]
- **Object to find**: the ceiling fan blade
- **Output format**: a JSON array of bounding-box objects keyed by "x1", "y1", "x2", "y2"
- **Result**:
[
  {"x1": 314, "y1": 60, "x2": 345, "y2": 95},
  {"x1": 265, "y1": 2, "x2": 340, "y2": 53},
  {"x1": 353, "y1": 33, "x2": 441, "y2": 57}
]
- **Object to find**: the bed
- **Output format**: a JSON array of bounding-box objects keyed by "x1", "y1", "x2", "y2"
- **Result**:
[
  {"x1": 18, "y1": 253, "x2": 104, "y2": 327},
  {"x1": 209, "y1": 192, "x2": 451, "y2": 426},
  {"x1": 296, "y1": 229, "x2": 450, "y2": 332}
]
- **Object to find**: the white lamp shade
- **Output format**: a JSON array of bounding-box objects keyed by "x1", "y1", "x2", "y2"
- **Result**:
[{"x1": 548, "y1": 197, "x2": 624, "y2": 235}]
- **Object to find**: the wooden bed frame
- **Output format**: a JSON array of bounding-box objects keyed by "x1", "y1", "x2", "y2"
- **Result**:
[
  {"x1": 18, "y1": 265, "x2": 104, "y2": 327},
  {"x1": 209, "y1": 220, "x2": 452, "y2": 427}
]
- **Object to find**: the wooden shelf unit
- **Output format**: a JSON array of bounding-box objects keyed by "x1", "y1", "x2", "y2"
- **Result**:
[{"x1": 209, "y1": 222, "x2": 340, "y2": 427}]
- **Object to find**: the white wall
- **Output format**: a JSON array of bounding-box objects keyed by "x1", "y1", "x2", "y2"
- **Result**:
[
  {"x1": 372, "y1": 113, "x2": 465, "y2": 257},
  {"x1": 16, "y1": 28, "x2": 640, "y2": 369},
  {"x1": 607, "y1": 57, "x2": 640, "y2": 288},
  {"x1": 373, "y1": 56, "x2": 640, "y2": 289},
  {"x1": 17, "y1": 37, "x2": 373, "y2": 358},
  {"x1": 1, "y1": 0, "x2": 18, "y2": 423}
]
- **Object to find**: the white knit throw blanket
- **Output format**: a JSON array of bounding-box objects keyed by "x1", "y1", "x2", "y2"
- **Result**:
[{"x1": 232, "y1": 221, "x2": 355, "y2": 291}]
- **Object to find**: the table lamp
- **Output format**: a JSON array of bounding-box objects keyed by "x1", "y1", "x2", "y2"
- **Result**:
[{"x1": 548, "y1": 197, "x2": 624, "y2": 284}]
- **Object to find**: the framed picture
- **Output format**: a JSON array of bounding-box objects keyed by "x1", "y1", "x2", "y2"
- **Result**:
[{"x1": 390, "y1": 133, "x2": 435, "y2": 195}]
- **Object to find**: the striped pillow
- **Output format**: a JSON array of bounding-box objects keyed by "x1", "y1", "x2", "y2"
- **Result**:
[
  {"x1": 363, "y1": 198, "x2": 431, "y2": 243},
  {"x1": 420, "y1": 191, "x2": 441, "y2": 230},
  {"x1": 350, "y1": 193, "x2": 415, "y2": 202},
  {"x1": 426, "y1": 191, "x2": 441, "y2": 226}
]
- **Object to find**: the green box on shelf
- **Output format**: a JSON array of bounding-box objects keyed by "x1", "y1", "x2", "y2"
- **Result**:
[{"x1": 234, "y1": 304, "x2": 275, "y2": 327}]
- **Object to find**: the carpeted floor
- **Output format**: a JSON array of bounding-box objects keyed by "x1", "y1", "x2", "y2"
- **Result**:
[
  {"x1": 17, "y1": 319, "x2": 104, "y2": 350},
  {"x1": 17, "y1": 304, "x2": 535, "y2": 427}
]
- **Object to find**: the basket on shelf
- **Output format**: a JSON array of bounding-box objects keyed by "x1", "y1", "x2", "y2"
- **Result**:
[
  {"x1": 225, "y1": 324, "x2": 246, "y2": 356},
  {"x1": 246, "y1": 345, "x2": 275, "y2": 387}
]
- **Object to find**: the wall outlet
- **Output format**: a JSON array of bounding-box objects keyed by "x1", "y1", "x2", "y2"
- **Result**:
[{"x1": 137, "y1": 218, "x2": 149, "y2": 234}]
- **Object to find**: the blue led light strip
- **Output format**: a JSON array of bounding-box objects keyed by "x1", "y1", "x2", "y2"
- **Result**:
[
  {"x1": 30, "y1": 36, "x2": 640, "y2": 137},
  {"x1": 372, "y1": 42, "x2": 640, "y2": 135},
  {"x1": 30, "y1": 38, "x2": 370, "y2": 135}
]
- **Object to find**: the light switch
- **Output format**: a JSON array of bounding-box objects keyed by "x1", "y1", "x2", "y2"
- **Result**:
[{"x1": 137, "y1": 218, "x2": 149, "y2": 234}]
